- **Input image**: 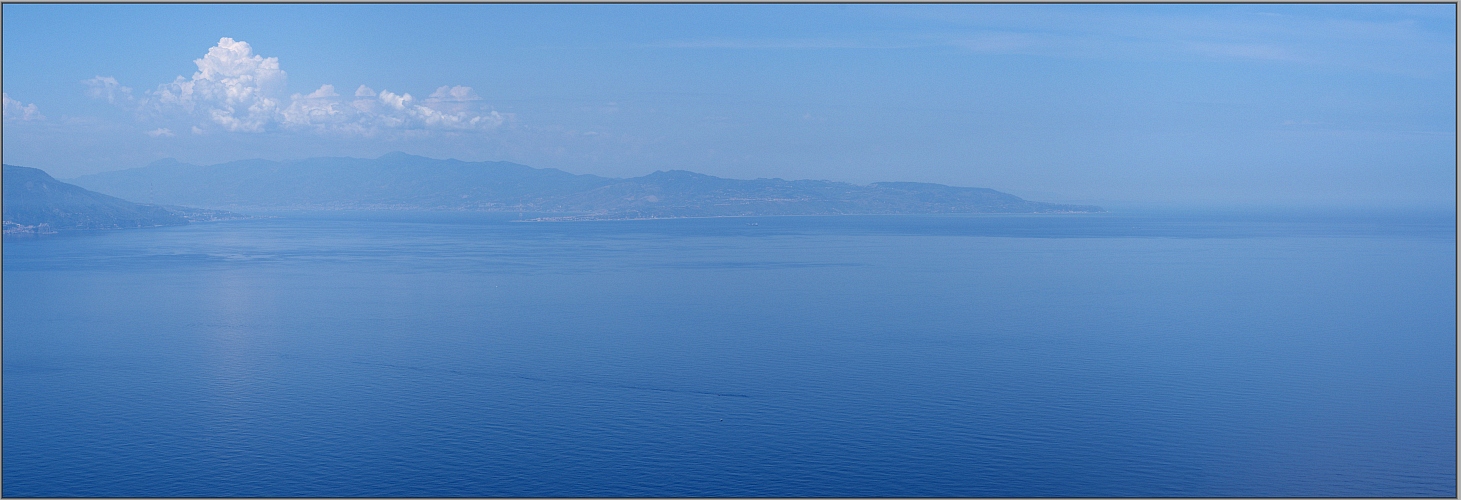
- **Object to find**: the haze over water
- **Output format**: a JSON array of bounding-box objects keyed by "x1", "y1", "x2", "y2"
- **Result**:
[{"x1": 4, "y1": 210, "x2": 1454, "y2": 497}]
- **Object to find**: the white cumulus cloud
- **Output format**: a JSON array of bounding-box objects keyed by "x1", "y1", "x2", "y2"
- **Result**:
[
  {"x1": 90, "y1": 37, "x2": 505, "y2": 136},
  {"x1": 3, "y1": 93, "x2": 44, "y2": 121},
  {"x1": 378, "y1": 89, "x2": 412, "y2": 111},
  {"x1": 147, "y1": 37, "x2": 287, "y2": 132},
  {"x1": 280, "y1": 84, "x2": 354, "y2": 130},
  {"x1": 304, "y1": 84, "x2": 339, "y2": 99},
  {"x1": 283, "y1": 85, "x2": 505, "y2": 134}
]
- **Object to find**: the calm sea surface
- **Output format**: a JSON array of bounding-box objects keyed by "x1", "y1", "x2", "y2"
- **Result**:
[{"x1": 3, "y1": 211, "x2": 1455, "y2": 497}]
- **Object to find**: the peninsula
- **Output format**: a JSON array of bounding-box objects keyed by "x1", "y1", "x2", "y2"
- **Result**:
[{"x1": 3, "y1": 165, "x2": 245, "y2": 235}]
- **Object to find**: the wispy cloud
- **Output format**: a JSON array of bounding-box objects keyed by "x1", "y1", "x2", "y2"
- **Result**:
[
  {"x1": 1183, "y1": 41, "x2": 1298, "y2": 61},
  {"x1": 427, "y1": 85, "x2": 482, "y2": 102},
  {"x1": 83, "y1": 76, "x2": 134, "y2": 105},
  {"x1": 892, "y1": 6, "x2": 1453, "y2": 72},
  {"x1": 643, "y1": 26, "x2": 1316, "y2": 65},
  {"x1": 87, "y1": 37, "x2": 507, "y2": 136},
  {"x1": 645, "y1": 37, "x2": 915, "y2": 50}
]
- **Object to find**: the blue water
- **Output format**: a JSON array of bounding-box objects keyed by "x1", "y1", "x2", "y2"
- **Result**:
[{"x1": 3, "y1": 211, "x2": 1455, "y2": 497}]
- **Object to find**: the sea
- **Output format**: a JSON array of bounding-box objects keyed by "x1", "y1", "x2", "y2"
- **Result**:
[{"x1": 3, "y1": 209, "x2": 1455, "y2": 497}]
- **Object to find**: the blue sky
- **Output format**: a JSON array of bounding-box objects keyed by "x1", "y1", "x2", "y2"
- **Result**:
[{"x1": 2, "y1": 4, "x2": 1454, "y2": 208}]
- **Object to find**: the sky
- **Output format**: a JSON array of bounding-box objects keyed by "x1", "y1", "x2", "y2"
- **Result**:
[{"x1": 2, "y1": 4, "x2": 1455, "y2": 209}]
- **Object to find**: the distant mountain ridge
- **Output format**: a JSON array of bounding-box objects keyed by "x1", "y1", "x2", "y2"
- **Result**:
[
  {"x1": 3, "y1": 165, "x2": 244, "y2": 235},
  {"x1": 70, "y1": 153, "x2": 1103, "y2": 218}
]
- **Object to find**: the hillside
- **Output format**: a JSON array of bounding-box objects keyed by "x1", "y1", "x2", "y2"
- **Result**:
[
  {"x1": 71, "y1": 153, "x2": 1103, "y2": 217},
  {"x1": 3, "y1": 165, "x2": 244, "y2": 235}
]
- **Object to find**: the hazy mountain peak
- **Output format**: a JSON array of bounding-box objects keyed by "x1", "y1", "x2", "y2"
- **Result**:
[
  {"x1": 378, "y1": 151, "x2": 425, "y2": 161},
  {"x1": 642, "y1": 170, "x2": 714, "y2": 180},
  {"x1": 147, "y1": 158, "x2": 186, "y2": 167}
]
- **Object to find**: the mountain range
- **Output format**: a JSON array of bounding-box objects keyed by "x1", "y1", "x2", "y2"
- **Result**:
[
  {"x1": 69, "y1": 152, "x2": 1102, "y2": 218},
  {"x1": 2, "y1": 165, "x2": 243, "y2": 235}
]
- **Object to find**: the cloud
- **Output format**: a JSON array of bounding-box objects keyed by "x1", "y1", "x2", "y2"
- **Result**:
[
  {"x1": 1185, "y1": 41, "x2": 1297, "y2": 62},
  {"x1": 3, "y1": 93, "x2": 43, "y2": 121},
  {"x1": 146, "y1": 37, "x2": 286, "y2": 132},
  {"x1": 83, "y1": 76, "x2": 134, "y2": 105},
  {"x1": 96, "y1": 37, "x2": 506, "y2": 136},
  {"x1": 946, "y1": 32, "x2": 1043, "y2": 53},
  {"x1": 281, "y1": 84, "x2": 506, "y2": 134},
  {"x1": 146, "y1": 128, "x2": 175, "y2": 137},
  {"x1": 280, "y1": 84, "x2": 354, "y2": 130},
  {"x1": 377, "y1": 89, "x2": 411, "y2": 110},
  {"x1": 647, "y1": 38, "x2": 910, "y2": 50},
  {"x1": 427, "y1": 85, "x2": 482, "y2": 102},
  {"x1": 305, "y1": 84, "x2": 340, "y2": 99},
  {"x1": 900, "y1": 6, "x2": 1452, "y2": 73}
]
